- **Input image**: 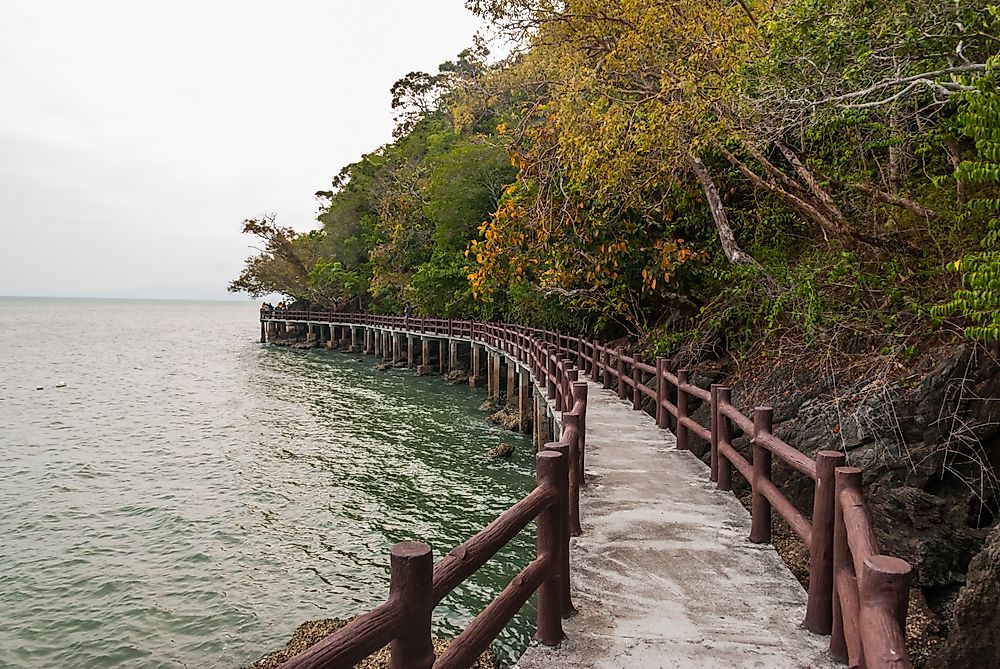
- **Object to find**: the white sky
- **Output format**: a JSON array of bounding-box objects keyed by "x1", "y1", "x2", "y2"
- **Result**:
[{"x1": 0, "y1": 1, "x2": 485, "y2": 300}]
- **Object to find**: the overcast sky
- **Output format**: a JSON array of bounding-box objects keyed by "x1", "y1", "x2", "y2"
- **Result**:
[{"x1": 0, "y1": 1, "x2": 485, "y2": 300}]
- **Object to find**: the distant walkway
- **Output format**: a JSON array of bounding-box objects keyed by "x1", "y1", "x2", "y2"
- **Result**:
[{"x1": 518, "y1": 380, "x2": 836, "y2": 669}]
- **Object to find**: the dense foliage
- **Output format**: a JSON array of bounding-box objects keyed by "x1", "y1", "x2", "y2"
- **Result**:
[
  {"x1": 933, "y1": 48, "x2": 1000, "y2": 342},
  {"x1": 231, "y1": 1, "x2": 999, "y2": 349}
]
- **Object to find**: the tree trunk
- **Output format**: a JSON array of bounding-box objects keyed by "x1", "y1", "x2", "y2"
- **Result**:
[
  {"x1": 775, "y1": 140, "x2": 849, "y2": 231},
  {"x1": 687, "y1": 154, "x2": 757, "y2": 265}
]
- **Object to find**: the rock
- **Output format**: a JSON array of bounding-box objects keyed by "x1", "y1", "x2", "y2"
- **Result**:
[
  {"x1": 479, "y1": 399, "x2": 499, "y2": 412},
  {"x1": 489, "y1": 442, "x2": 515, "y2": 458},
  {"x1": 928, "y1": 523, "x2": 1000, "y2": 669},
  {"x1": 868, "y1": 485, "x2": 981, "y2": 588},
  {"x1": 488, "y1": 406, "x2": 521, "y2": 432},
  {"x1": 376, "y1": 363, "x2": 392, "y2": 371},
  {"x1": 243, "y1": 617, "x2": 499, "y2": 669},
  {"x1": 445, "y1": 369, "x2": 469, "y2": 385},
  {"x1": 416, "y1": 365, "x2": 436, "y2": 376}
]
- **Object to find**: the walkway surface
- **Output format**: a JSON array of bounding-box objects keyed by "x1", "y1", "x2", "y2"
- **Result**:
[{"x1": 516, "y1": 380, "x2": 836, "y2": 669}]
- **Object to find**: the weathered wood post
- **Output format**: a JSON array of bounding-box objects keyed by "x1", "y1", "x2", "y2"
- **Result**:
[
  {"x1": 716, "y1": 387, "x2": 733, "y2": 491},
  {"x1": 676, "y1": 369, "x2": 690, "y2": 451},
  {"x1": 388, "y1": 542, "x2": 435, "y2": 669},
  {"x1": 750, "y1": 406, "x2": 774, "y2": 544},
  {"x1": 407, "y1": 335, "x2": 415, "y2": 368},
  {"x1": 859, "y1": 556, "x2": 912, "y2": 669},
  {"x1": 616, "y1": 348, "x2": 626, "y2": 400},
  {"x1": 655, "y1": 358, "x2": 667, "y2": 429},
  {"x1": 541, "y1": 442, "x2": 575, "y2": 616},
  {"x1": 805, "y1": 449, "x2": 847, "y2": 634},
  {"x1": 565, "y1": 366, "x2": 578, "y2": 412},
  {"x1": 351, "y1": 326, "x2": 358, "y2": 352},
  {"x1": 546, "y1": 348, "x2": 557, "y2": 400},
  {"x1": 709, "y1": 384, "x2": 721, "y2": 482},
  {"x1": 493, "y1": 355, "x2": 503, "y2": 403},
  {"x1": 559, "y1": 414, "x2": 583, "y2": 537},
  {"x1": 518, "y1": 371, "x2": 531, "y2": 433},
  {"x1": 506, "y1": 361, "x2": 516, "y2": 407},
  {"x1": 535, "y1": 450, "x2": 567, "y2": 645},
  {"x1": 469, "y1": 345, "x2": 482, "y2": 387},
  {"x1": 260, "y1": 320, "x2": 266, "y2": 343},
  {"x1": 573, "y1": 381, "x2": 588, "y2": 484},
  {"x1": 831, "y1": 466, "x2": 860, "y2": 663},
  {"x1": 632, "y1": 361, "x2": 642, "y2": 410}
]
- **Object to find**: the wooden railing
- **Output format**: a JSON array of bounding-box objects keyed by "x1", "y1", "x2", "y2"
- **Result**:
[
  {"x1": 261, "y1": 311, "x2": 587, "y2": 669},
  {"x1": 579, "y1": 339, "x2": 914, "y2": 669},
  {"x1": 261, "y1": 310, "x2": 913, "y2": 669}
]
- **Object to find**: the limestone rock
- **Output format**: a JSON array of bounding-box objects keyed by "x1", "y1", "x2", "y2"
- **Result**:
[{"x1": 928, "y1": 523, "x2": 1000, "y2": 669}]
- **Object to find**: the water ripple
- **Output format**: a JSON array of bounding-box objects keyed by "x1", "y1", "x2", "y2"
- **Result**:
[{"x1": 0, "y1": 298, "x2": 534, "y2": 668}]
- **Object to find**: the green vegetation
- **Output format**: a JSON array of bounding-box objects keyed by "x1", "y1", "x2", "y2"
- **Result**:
[
  {"x1": 933, "y1": 45, "x2": 1000, "y2": 342},
  {"x1": 231, "y1": 1, "x2": 1000, "y2": 350}
]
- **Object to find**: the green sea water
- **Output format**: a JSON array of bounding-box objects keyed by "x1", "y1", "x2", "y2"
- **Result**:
[{"x1": 0, "y1": 297, "x2": 535, "y2": 668}]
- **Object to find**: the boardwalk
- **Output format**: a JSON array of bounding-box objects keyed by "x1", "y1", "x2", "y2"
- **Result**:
[
  {"x1": 518, "y1": 379, "x2": 836, "y2": 669},
  {"x1": 259, "y1": 312, "x2": 910, "y2": 669}
]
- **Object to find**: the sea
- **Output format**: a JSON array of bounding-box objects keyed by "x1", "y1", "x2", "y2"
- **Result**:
[{"x1": 0, "y1": 297, "x2": 535, "y2": 668}]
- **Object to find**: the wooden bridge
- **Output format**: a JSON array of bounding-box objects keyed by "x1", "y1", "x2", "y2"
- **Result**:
[{"x1": 259, "y1": 310, "x2": 913, "y2": 669}]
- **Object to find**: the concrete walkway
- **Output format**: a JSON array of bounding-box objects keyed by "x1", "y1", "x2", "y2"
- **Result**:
[{"x1": 517, "y1": 380, "x2": 836, "y2": 669}]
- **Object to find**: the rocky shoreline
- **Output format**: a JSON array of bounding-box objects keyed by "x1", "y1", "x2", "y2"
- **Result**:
[{"x1": 242, "y1": 618, "x2": 498, "y2": 669}]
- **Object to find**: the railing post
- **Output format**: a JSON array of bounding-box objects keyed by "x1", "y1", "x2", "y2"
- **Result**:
[
  {"x1": 616, "y1": 347, "x2": 626, "y2": 399},
  {"x1": 831, "y1": 466, "x2": 862, "y2": 663},
  {"x1": 577, "y1": 336, "x2": 585, "y2": 373},
  {"x1": 676, "y1": 369, "x2": 690, "y2": 450},
  {"x1": 750, "y1": 406, "x2": 774, "y2": 544},
  {"x1": 564, "y1": 365, "x2": 578, "y2": 413},
  {"x1": 710, "y1": 384, "x2": 721, "y2": 482},
  {"x1": 632, "y1": 361, "x2": 641, "y2": 410},
  {"x1": 389, "y1": 541, "x2": 435, "y2": 669},
  {"x1": 716, "y1": 387, "x2": 733, "y2": 491},
  {"x1": 535, "y1": 450, "x2": 566, "y2": 645},
  {"x1": 655, "y1": 358, "x2": 667, "y2": 429},
  {"x1": 543, "y1": 441, "x2": 576, "y2": 617},
  {"x1": 557, "y1": 412, "x2": 582, "y2": 537},
  {"x1": 805, "y1": 449, "x2": 847, "y2": 634},
  {"x1": 859, "y1": 556, "x2": 912, "y2": 669},
  {"x1": 572, "y1": 381, "x2": 588, "y2": 486},
  {"x1": 546, "y1": 348, "x2": 557, "y2": 399},
  {"x1": 601, "y1": 348, "x2": 611, "y2": 390}
]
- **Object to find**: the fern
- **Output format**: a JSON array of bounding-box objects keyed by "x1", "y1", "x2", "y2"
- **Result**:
[{"x1": 933, "y1": 51, "x2": 1000, "y2": 342}]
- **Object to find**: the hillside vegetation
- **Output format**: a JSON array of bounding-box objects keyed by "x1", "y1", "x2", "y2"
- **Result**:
[{"x1": 232, "y1": 0, "x2": 998, "y2": 356}]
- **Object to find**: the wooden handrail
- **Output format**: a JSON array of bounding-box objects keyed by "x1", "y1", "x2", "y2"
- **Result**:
[
  {"x1": 260, "y1": 310, "x2": 911, "y2": 667},
  {"x1": 260, "y1": 314, "x2": 584, "y2": 669}
]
